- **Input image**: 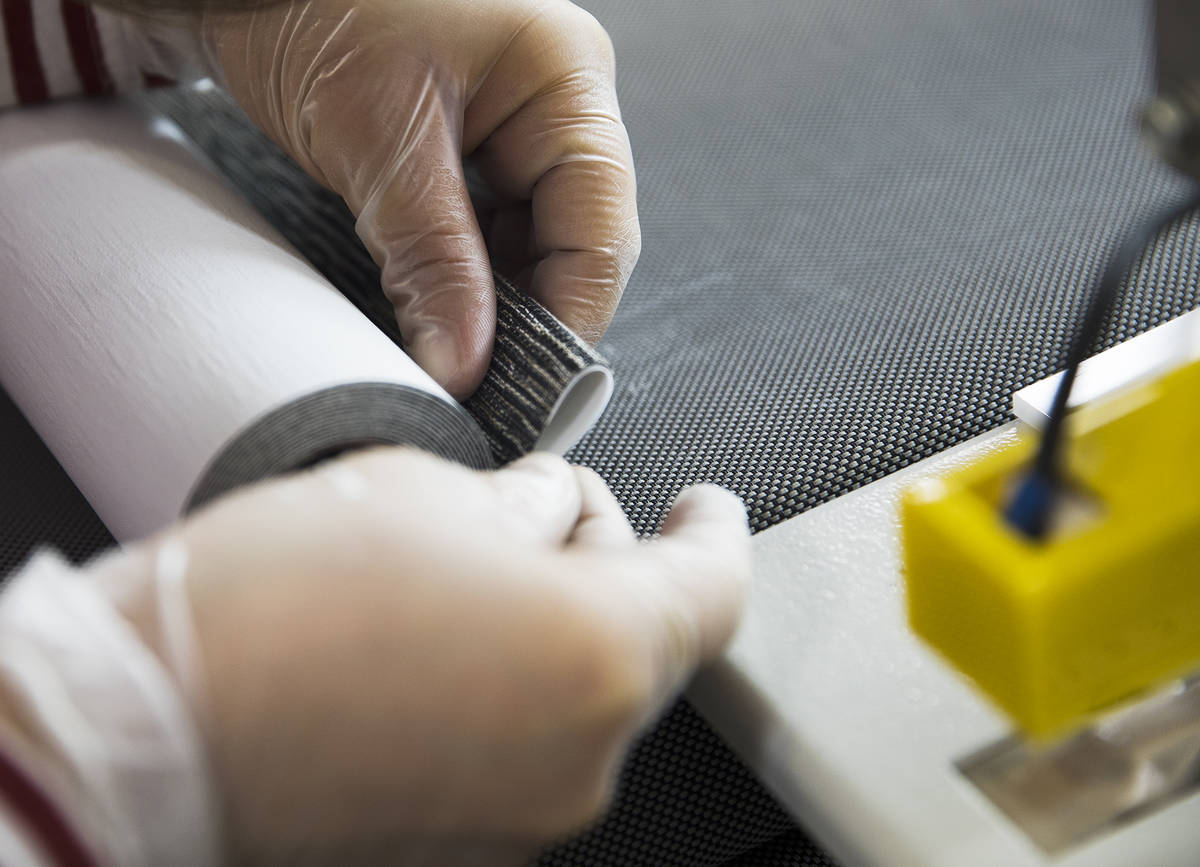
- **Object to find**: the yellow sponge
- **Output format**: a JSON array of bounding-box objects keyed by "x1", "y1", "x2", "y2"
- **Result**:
[{"x1": 903, "y1": 358, "x2": 1200, "y2": 738}]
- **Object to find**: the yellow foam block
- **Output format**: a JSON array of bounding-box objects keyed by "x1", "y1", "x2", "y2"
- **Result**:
[{"x1": 903, "y1": 358, "x2": 1200, "y2": 738}]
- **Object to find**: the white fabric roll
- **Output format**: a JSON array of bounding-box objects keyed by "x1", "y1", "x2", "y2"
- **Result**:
[{"x1": 0, "y1": 99, "x2": 490, "y2": 542}]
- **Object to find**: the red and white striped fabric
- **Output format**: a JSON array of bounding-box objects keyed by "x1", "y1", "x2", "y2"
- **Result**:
[
  {"x1": 0, "y1": 552, "x2": 220, "y2": 867},
  {"x1": 0, "y1": 739, "x2": 101, "y2": 867},
  {"x1": 0, "y1": 0, "x2": 214, "y2": 109}
]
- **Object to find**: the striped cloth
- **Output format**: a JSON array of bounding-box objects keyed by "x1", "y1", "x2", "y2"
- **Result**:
[
  {"x1": 0, "y1": 741, "x2": 100, "y2": 867},
  {"x1": 0, "y1": 0, "x2": 183, "y2": 108}
]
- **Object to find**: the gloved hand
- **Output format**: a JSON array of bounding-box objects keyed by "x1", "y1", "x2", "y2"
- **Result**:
[
  {"x1": 200, "y1": 0, "x2": 640, "y2": 399},
  {"x1": 101, "y1": 449, "x2": 748, "y2": 865}
]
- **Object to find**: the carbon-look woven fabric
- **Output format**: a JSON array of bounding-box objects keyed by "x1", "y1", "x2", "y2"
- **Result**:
[
  {"x1": 4, "y1": 1, "x2": 1200, "y2": 865},
  {"x1": 0, "y1": 389, "x2": 113, "y2": 570},
  {"x1": 727, "y1": 831, "x2": 842, "y2": 867},
  {"x1": 565, "y1": 0, "x2": 1200, "y2": 539}
]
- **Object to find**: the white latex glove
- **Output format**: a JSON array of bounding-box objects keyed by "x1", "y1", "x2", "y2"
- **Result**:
[
  {"x1": 199, "y1": 0, "x2": 640, "y2": 399},
  {"x1": 95, "y1": 449, "x2": 748, "y2": 865}
]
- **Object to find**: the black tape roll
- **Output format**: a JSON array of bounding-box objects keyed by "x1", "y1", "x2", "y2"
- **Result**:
[{"x1": 185, "y1": 382, "x2": 494, "y2": 514}]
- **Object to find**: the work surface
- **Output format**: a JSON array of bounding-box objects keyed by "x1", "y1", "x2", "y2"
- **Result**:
[
  {"x1": 692, "y1": 423, "x2": 1200, "y2": 867},
  {"x1": 4, "y1": 1, "x2": 1200, "y2": 864}
]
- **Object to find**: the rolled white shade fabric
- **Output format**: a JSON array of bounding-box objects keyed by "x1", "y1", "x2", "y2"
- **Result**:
[{"x1": 0, "y1": 99, "x2": 491, "y2": 542}]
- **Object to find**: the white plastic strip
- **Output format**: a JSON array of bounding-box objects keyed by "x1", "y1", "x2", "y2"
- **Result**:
[{"x1": 1011, "y1": 308, "x2": 1200, "y2": 429}]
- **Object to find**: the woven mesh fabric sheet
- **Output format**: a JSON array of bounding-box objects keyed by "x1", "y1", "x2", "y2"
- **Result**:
[
  {"x1": 4, "y1": 0, "x2": 1200, "y2": 864},
  {"x1": 568, "y1": 0, "x2": 1199, "y2": 538},
  {"x1": 727, "y1": 831, "x2": 842, "y2": 867},
  {"x1": 0, "y1": 389, "x2": 114, "y2": 570}
]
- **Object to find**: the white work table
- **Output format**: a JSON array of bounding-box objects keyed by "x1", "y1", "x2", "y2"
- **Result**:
[{"x1": 689, "y1": 422, "x2": 1200, "y2": 867}]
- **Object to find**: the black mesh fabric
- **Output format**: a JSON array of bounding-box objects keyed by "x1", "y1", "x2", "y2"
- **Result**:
[
  {"x1": 0, "y1": 388, "x2": 114, "y2": 571},
  {"x1": 567, "y1": 0, "x2": 1199, "y2": 537},
  {"x1": 727, "y1": 831, "x2": 842, "y2": 867},
  {"x1": 537, "y1": 701, "x2": 802, "y2": 867},
  {"x1": 4, "y1": 0, "x2": 1200, "y2": 865}
]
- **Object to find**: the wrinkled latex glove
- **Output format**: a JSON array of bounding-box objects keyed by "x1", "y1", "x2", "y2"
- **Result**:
[
  {"x1": 201, "y1": 0, "x2": 640, "y2": 399},
  {"x1": 103, "y1": 449, "x2": 748, "y2": 865}
]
